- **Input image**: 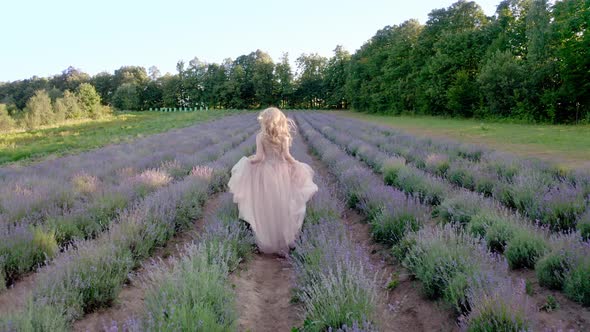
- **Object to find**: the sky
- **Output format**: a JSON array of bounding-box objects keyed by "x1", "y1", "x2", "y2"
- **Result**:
[{"x1": 1, "y1": 0, "x2": 500, "y2": 82}]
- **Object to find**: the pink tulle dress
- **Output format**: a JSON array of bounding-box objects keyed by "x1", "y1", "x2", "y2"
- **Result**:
[{"x1": 228, "y1": 133, "x2": 318, "y2": 254}]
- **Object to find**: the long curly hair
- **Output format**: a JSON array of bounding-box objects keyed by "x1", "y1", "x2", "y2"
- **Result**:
[{"x1": 257, "y1": 107, "x2": 296, "y2": 147}]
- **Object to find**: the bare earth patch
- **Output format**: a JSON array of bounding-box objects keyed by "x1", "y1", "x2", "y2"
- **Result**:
[
  {"x1": 230, "y1": 253, "x2": 301, "y2": 332},
  {"x1": 514, "y1": 269, "x2": 590, "y2": 331},
  {"x1": 0, "y1": 273, "x2": 38, "y2": 316}
]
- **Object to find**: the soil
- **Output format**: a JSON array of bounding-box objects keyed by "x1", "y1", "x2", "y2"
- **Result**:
[
  {"x1": 230, "y1": 253, "x2": 301, "y2": 332},
  {"x1": 514, "y1": 269, "x2": 590, "y2": 332},
  {"x1": 0, "y1": 273, "x2": 38, "y2": 316}
]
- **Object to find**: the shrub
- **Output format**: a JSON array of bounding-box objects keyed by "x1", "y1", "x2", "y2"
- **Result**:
[
  {"x1": 563, "y1": 260, "x2": 590, "y2": 306},
  {"x1": 578, "y1": 210, "x2": 590, "y2": 241},
  {"x1": 381, "y1": 157, "x2": 406, "y2": 185},
  {"x1": 447, "y1": 166, "x2": 476, "y2": 190},
  {"x1": 474, "y1": 174, "x2": 495, "y2": 197},
  {"x1": 540, "y1": 182, "x2": 586, "y2": 231},
  {"x1": 425, "y1": 153, "x2": 450, "y2": 177},
  {"x1": 536, "y1": 252, "x2": 569, "y2": 290},
  {"x1": 461, "y1": 279, "x2": 531, "y2": 332},
  {"x1": 404, "y1": 227, "x2": 474, "y2": 300},
  {"x1": 467, "y1": 214, "x2": 490, "y2": 238},
  {"x1": 370, "y1": 204, "x2": 421, "y2": 245},
  {"x1": 436, "y1": 193, "x2": 482, "y2": 226},
  {"x1": 142, "y1": 243, "x2": 238, "y2": 331},
  {"x1": 0, "y1": 104, "x2": 16, "y2": 131},
  {"x1": 395, "y1": 167, "x2": 447, "y2": 205},
  {"x1": 485, "y1": 220, "x2": 516, "y2": 253},
  {"x1": 509, "y1": 171, "x2": 553, "y2": 220},
  {"x1": 504, "y1": 230, "x2": 549, "y2": 269},
  {"x1": 62, "y1": 90, "x2": 83, "y2": 119},
  {"x1": 22, "y1": 90, "x2": 54, "y2": 129},
  {"x1": 77, "y1": 83, "x2": 104, "y2": 119}
]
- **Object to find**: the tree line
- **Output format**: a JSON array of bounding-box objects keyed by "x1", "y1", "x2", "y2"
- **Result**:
[{"x1": 1, "y1": 0, "x2": 588, "y2": 126}]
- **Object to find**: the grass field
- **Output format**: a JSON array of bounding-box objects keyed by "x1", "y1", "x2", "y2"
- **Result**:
[
  {"x1": 339, "y1": 112, "x2": 590, "y2": 169},
  {"x1": 0, "y1": 110, "x2": 234, "y2": 166}
]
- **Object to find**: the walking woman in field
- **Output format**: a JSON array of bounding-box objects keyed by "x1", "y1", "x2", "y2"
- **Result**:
[{"x1": 228, "y1": 107, "x2": 318, "y2": 254}]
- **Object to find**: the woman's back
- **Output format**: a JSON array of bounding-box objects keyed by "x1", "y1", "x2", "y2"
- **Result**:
[{"x1": 228, "y1": 108, "x2": 317, "y2": 254}]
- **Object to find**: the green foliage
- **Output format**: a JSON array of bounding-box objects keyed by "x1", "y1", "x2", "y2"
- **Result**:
[
  {"x1": 0, "y1": 104, "x2": 15, "y2": 131},
  {"x1": 436, "y1": 194, "x2": 482, "y2": 226},
  {"x1": 142, "y1": 244, "x2": 238, "y2": 332},
  {"x1": 477, "y1": 50, "x2": 524, "y2": 117},
  {"x1": 62, "y1": 90, "x2": 83, "y2": 119},
  {"x1": 536, "y1": 251, "x2": 570, "y2": 290},
  {"x1": 578, "y1": 215, "x2": 590, "y2": 241},
  {"x1": 484, "y1": 219, "x2": 515, "y2": 253},
  {"x1": 77, "y1": 83, "x2": 104, "y2": 119},
  {"x1": 525, "y1": 279, "x2": 534, "y2": 296},
  {"x1": 113, "y1": 83, "x2": 141, "y2": 111},
  {"x1": 387, "y1": 274, "x2": 400, "y2": 290},
  {"x1": 540, "y1": 295, "x2": 559, "y2": 312},
  {"x1": 370, "y1": 208, "x2": 420, "y2": 245},
  {"x1": 504, "y1": 230, "x2": 549, "y2": 269},
  {"x1": 22, "y1": 90, "x2": 54, "y2": 129},
  {"x1": 563, "y1": 260, "x2": 590, "y2": 306},
  {"x1": 466, "y1": 304, "x2": 529, "y2": 332}
]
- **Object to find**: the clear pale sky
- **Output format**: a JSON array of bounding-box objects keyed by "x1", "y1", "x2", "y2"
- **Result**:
[{"x1": 1, "y1": 0, "x2": 500, "y2": 82}]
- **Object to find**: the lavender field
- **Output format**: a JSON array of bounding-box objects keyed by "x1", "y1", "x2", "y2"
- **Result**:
[{"x1": 0, "y1": 111, "x2": 589, "y2": 331}]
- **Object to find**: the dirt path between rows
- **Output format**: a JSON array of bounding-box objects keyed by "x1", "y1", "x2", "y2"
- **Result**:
[
  {"x1": 231, "y1": 254, "x2": 301, "y2": 331},
  {"x1": 72, "y1": 193, "x2": 224, "y2": 332},
  {"x1": 0, "y1": 273, "x2": 37, "y2": 316},
  {"x1": 298, "y1": 129, "x2": 458, "y2": 332}
]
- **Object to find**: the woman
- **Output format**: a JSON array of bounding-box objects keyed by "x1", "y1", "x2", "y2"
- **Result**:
[{"x1": 228, "y1": 107, "x2": 318, "y2": 254}]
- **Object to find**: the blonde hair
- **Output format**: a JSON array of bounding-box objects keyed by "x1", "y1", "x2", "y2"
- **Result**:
[{"x1": 257, "y1": 107, "x2": 295, "y2": 147}]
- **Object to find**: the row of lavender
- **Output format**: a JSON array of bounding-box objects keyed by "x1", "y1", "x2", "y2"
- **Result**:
[
  {"x1": 295, "y1": 114, "x2": 535, "y2": 330},
  {"x1": 313, "y1": 113, "x2": 590, "y2": 236},
  {"x1": 0, "y1": 115, "x2": 258, "y2": 289},
  {"x1": 0, "y1": 120, "x2": 258, "y2": 330},
  {"x1": 301, "y1": 113, "x2": 590, "y2": 307},
  {"x1": 289, "y1": 135, "x2": 378, "y2": 331},
  {"x1": 122, "y1": 194, "x2": 255, "y2": 331}
]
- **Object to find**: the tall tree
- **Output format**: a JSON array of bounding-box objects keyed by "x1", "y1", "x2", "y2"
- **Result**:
[
  {"x1": 324, "y1": 46, "x2": 351, "y2": 109},
  {"x1": 295, "y1": 53, "x2": 327, "y2": 108},
  {"x1": 274, "y1": 53, "x2": 294, "y2": 108}
]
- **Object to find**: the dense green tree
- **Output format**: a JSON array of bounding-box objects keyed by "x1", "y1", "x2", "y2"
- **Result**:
[
  {"x1": 22, "y1": 90, "x2": 54, "y2": 129},
  {"x1": 552, "y1": 0, "x2": 590, "y2": 122},
  {"x1": 252, "y1": 50, "x2": 276, "y2": 107},
  {"x1": 62, "y1": 90, "x2": 83, "y2": 119},
  {"x1": 324, "y1": 46, "x2": 351, "y2": 109},
  {"x1": 91, "y1": 72, "x2": 115, "y2": 105},
  {"x1": 141, "y1": 80, "x2": 164, "y2": 110},
  {"x1": 113, "y1": 83, "x2": 141, "y2": 110},
  {"x1": 477, "y1": 50, "x2": 525, "y2": 117},
  {"x1": 274, "y1": 53, "x2": 294, "y2": 108},
  {"x1": 77, "y1": 83, "x2": 103, "y2": 118},
  {"x1": 51, "y1": 66, "x2": 90, "y2": 92},
  {"x1": 295, "y1": 53, "x2": 327, "y2": 108}
]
